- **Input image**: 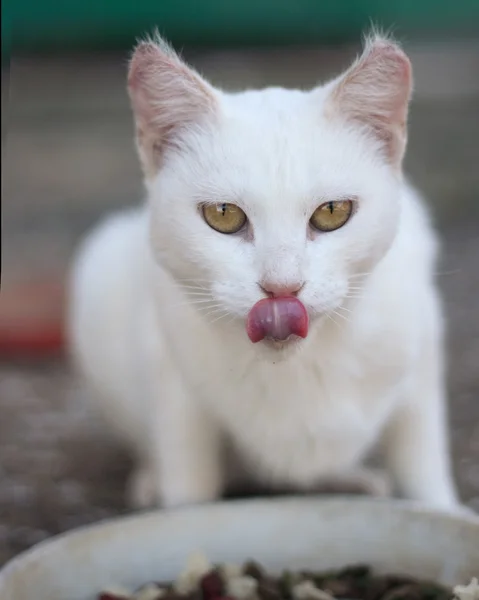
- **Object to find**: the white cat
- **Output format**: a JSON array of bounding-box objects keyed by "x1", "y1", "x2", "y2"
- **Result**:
[{"x1": 68, "y1": 33, "x2": 460, "y2": 511}]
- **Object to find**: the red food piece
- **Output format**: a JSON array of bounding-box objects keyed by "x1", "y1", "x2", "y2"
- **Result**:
[
  {"x1": 200, "y1": 571, "x2": 224, "y2": 600},
  {"x1": 246, "y1": 297, "x2": 309, "y2": 343},
  {"x1": 98, "y1": 593, "x2": 129, "y2": 600}
]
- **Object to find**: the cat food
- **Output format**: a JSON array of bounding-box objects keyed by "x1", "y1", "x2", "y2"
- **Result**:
[{"x1": 97, "y1": 554, "x2": 478, "y2": 600}]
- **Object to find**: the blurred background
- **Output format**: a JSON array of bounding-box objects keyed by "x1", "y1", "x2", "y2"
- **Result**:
[{"x1": 1, "y1": 0, "x2": 479, "y2": 566}]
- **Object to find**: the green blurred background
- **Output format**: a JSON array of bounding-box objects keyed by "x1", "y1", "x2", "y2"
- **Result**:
[{"x1": 4, "y1": 0, "x2": 479, "y2": 59}]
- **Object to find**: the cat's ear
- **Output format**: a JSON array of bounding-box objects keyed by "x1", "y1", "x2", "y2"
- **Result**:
[
  {"x1": 128, "y1": 34, "x2": 218, "y2": 178},
  {"x1": 325, "y1": 35, "x2": 412, "y2": 169}
]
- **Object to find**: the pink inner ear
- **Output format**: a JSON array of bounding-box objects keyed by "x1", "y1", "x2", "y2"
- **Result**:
[
  {"x1": 129, "y1": 41, "x2": 216, "y2": 126},
  {"x1": 127, "y1": 39, "x2": 217, "y2": 174},
  {"x1": 360, "y1": 41, "x2": 411, "y2": 122},
  {"x1": 329, "y1": 37, "x2": 412, "y2": 166}
]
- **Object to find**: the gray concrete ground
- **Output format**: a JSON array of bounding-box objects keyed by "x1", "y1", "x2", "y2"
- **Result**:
[{"x1": 1, "y1": 39, "x2": 479, "y2": 566}]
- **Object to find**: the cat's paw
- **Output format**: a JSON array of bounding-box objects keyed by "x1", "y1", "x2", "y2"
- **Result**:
[
  {"x1": 127, "y1": 465, "x2": 159, "y2": 510},
  {"x1": 159, "y1": 479, "x2": 221, "y2": 510},
  {"x1": 314, "y1": 467, "x2": 392, "y2": 498},
  {"x1": 446, "y1": 503, "x2": 478, "y2": 519},
  {"x1": 348, "y1": 467, "x2": 392, "y2": 497},
  {"x1": 411, "y1": 497, "x2": 477, "y2": 519},
  {"x1": 127, "y1": 463, "x2": 222, "y2": 510}
]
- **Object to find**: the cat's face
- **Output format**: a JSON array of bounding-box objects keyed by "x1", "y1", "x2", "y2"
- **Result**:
[{"x1": 129, "y1": 35, "x2": 411, "y2": 345}]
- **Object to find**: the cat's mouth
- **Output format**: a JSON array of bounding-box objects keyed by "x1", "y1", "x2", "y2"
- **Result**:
[{"x1": 246, "y1": 297, "x2": 309, "y2": 344}]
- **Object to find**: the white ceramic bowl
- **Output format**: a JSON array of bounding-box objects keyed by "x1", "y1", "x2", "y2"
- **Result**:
[{"x1": 1, "y1": 497, "x2": 478, "y2": 600}]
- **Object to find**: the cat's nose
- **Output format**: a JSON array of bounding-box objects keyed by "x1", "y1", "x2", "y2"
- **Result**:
[{"x1": 259, "y1": 281, "x2": 304, "y2": 298}]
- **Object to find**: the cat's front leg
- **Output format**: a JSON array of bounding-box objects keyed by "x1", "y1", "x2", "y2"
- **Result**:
[
  {"x1": 129, "y1": 374, "x2": 223, "y2": 510},
  {"x1": 382, "y1": 350, "x2": 460, "y2": 511}
]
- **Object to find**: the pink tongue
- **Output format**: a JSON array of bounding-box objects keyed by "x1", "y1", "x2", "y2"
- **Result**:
[{"x1": 246, "y1": 297, "x2": 309, "y2": 343}]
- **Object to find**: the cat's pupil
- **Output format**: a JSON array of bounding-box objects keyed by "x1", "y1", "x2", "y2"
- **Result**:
[
  {"x1": 328, "y1": 202, "x2": 334, "y2": 214},
  {"x1": 221, "y1": 203, "x2": 227, "y2": 217}
]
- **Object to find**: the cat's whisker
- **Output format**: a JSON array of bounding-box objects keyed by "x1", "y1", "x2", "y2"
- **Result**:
[
  {"x1": 176, "y1": 290, "x2": 212, "y2": 298},
  {"x1": 332, "y1": 309, "x2": 350, "y2": 324},
  {"x1": 326, "y1": 312, "x2": 343, "y2": 332},
  {"x1": 176, "y1": 283, "x2": 212, "y2": 291},
  {"x1": 178, "y1": 291, "x2": 213, "y2": 298},
  {"x1": 176, "y1": 285, "x2": 210, "y2": 291},
  {"x1": 348, "y1": 272, "x2": 373, "y2": 280},
  {"x1": 346, "y1": 288, "x2": 368, "y2": 296},
  {"x1": 221, "y1": 314, "x2": 239, "y2": 329},
  {"x1": 179, "y1": 300, "x2": 224, "y2": 309},
  {"x1": 194, "y1": 304, "x2": 226, "y2": 315},
  {"x1": 177, "y1": 289, "x2": 212, "y2": 296},
  {"x1": 344, "y1": 292, "x2": 368, "y2": 299},
  {"x1": 169, "y1": 300, "x2": 225, "y2": 312},
  {"x1": 177, "y1": 291, "x2": 210, "y2": 297},
  {"x1": 197, "y1": 303, "x2": 229, "y2": 315},
  {"x1": 200, "y1": 311, "x2": 230, "y2": 324},
  {"x1": 208, "y1": 311, "x2": 234, "y2": 326},
  {"x1": 188, "y1": 299, "x2": 221, "y2": 306},
  {"x1": 176, "y1": 277, "x2": 212, "y2": 283},
  {"x1": 176, "y1": 282, "x2": 211, "y2": 286}
]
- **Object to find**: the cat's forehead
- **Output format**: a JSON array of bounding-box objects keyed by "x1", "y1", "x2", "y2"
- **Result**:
[
  {"x1": 175, "y1": 84, "x2": 386, "y2": 209},
  {"x1": 214, "y1": 86, "x2": 329, "y2": 156},
  {"x1": 221, "y1": 86, "x2": 321, "y2": 124},
  {"x1": 226, "y1": 86, "x2": 308, "y2": 108},
  {"x1": 203, "y1": 86, "x2": 362, "y2": 189}
]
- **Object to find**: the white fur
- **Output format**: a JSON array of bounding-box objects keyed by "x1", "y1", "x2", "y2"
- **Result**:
[{"x1": 67, "y1": 35, "x2": 459, "y2": 511}]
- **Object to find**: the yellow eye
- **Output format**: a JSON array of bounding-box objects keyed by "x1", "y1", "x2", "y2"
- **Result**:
[
  {"x1": 202, "y1": 203, "x2": 247, "y2": 234},
  {"x1": 310, "y1": 200, "x2": 353, "y2": 232}
]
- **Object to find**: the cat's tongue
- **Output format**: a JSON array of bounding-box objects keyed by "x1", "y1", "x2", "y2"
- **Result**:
[{"x1": 246, "y1": 297, "x2": 309, "y2": 343}]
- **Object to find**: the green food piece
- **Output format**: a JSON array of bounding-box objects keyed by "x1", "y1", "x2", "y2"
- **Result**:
[
  {"x1": 337, "y1": 566, "x2": 372, "y2": 580},
  {"x1": 244, "y1": 561, "x2": 266, "y2": 581}
]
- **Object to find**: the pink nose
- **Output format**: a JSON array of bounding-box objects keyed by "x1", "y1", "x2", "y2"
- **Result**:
[{"x1": 259, "y1": 281, "x2": 304, "y2": 298}]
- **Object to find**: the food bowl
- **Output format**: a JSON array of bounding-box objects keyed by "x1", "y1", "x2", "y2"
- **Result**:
[{"x1": 1, "y1": 497, "x2": 478, "y2": 600}]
